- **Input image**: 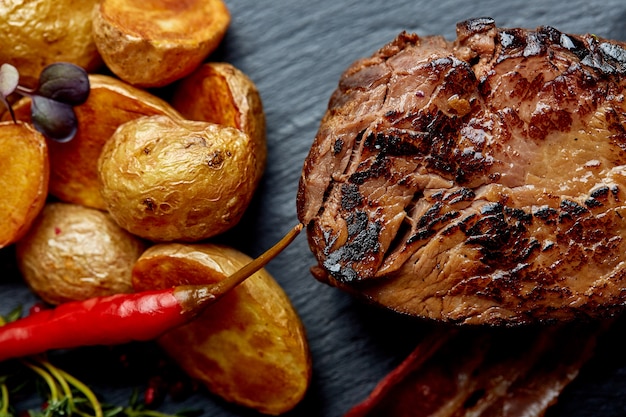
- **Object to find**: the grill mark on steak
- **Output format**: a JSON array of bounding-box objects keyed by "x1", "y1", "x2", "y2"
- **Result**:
[{"x1": 297, "y1": 18, "x2": 626, "y2": 324}]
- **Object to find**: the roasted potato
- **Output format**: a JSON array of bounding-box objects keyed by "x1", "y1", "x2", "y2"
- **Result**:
[
  {"x1": 0, "y1": 121, "x2": 49, "y2": 248},
  {"x1": 92, "y1": 0, "x2": 230, "y2": 87},
  {"x1": 16, "y1": 202, "x2": 145, "y2": 305},
  {"x1": 0, "y1": 0, "x2": 101, "y2": 88},
  {"x1": 172, "y1": 62, "x2": 267, "y2": 186},
  {"x1": 98, "y1": 115, "x2": 257, "y2": 242},
  {"x1": 132, "y1": 243, "x2": 311, "y2": 415},
  {"x1": 3, "y1": 75, "x2": 183, "y2": 210}
]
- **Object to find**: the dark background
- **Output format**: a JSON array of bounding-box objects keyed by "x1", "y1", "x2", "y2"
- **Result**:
[{"x1": 3, "y1": 0, "x2": 626, "y2": 416}]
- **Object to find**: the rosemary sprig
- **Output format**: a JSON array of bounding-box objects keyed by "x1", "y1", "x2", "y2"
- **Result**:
[{"x1": 0, "y1": 376, "x2": 13, "y2": 417}]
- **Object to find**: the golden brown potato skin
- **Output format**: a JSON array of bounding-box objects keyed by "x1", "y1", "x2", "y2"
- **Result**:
[
  {"x1": 4, "y1": 75, "x2": 183, "y2": 210},
  {"x1": 0, "y1": 122, "x2": 49, "y2": 248},
  {"x1": 132, "y1": 243, "x2": 311, "y2": 415},
  {"x1": 98, "y1": 115, "x2": 257, "y2": 242},
  {"x1": 172, "y1": 62, "x2": 267, "y2": 187},
  {"x1": 92, "y1": 0, "x2": 230, "y2": 87},
  {"x1": 16, "y1": 202, "x2": 145, "y2": 305},
  {"x1": 0, "y1": 0, "x2": 102, "y2": 88}
]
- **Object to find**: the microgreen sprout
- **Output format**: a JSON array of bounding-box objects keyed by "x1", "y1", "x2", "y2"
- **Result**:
[
  {"x1": 0, "y1": 62, "x2": 90, "y2": 143},
  {"x1": 0, "y1": 64, "x2": 19, "y2": 125}
]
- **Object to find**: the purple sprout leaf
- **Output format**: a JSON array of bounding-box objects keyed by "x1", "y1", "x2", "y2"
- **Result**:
[
  {"x1": 0, "y1": 63, "x2": 19, "y2": 122},
  {"x1": 36, "y1": 62, "x2": 90, "y2": 106},
  {"x1": 31, "y1": 95, "x2": 78, "y2": 143}
]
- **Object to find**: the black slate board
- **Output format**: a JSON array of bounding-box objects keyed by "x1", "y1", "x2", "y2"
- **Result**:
[{"x1": 3, "y1": 0, "x2": 626, "y2": 416}]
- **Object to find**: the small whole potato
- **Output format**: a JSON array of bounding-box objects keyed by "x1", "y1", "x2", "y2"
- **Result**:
[
  {"x1": 16, "y1": 202, "x2": 145, "y2": 305},
  {"x1": 98, "y1": 115, "x2": 257, "y2": 242}
]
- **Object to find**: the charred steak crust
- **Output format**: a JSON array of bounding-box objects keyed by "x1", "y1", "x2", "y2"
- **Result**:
[{"x1": 297, "y1": 17, "x2": 626, "y2": 325}]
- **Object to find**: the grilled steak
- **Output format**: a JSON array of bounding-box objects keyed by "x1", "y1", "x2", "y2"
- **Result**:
[
  {"x1": 344, "y1": 323, "x2": 605, "y2": 417},
  {"x1": 296, "y1": 17, "x2": 626, "y2": 324}
]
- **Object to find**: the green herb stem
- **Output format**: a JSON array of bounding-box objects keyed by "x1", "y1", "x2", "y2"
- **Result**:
[
  {"x1": 0, "y1": 382, "x2": 9, "y2": 415},
  {"x1": 56, "y1": 367, "x2": 103, "y2": 417},
  {"x1": 39, "y1": 360, "x2": 74, "y2": 411},
  {"x1": 124, "y1": 409, "x2": 178, "y2": 417},
  {"x1": 24, "y1": 361, "x2": 59, "y2": 403}
]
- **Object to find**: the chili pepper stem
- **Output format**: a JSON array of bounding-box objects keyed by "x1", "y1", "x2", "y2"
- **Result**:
[
  {"x1": 174, "y1": 223, "x2": 303, "y2": 314},
  {"x1": 218, "y1": 223, "x2": 303, "y2": 293}
]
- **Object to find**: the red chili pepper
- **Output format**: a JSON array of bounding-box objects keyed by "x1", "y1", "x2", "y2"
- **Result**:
[
  {"x1": 0, "y1": 224, "x2": 302, "y2": 362},
  {"x1": 28, "y1": 302, "x2": 48, "y2": 315}
]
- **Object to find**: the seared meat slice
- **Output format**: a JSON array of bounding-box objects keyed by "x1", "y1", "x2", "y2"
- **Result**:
[
  {"x1": 296, "y1": 17, "x2": 626, "y2": 324},
  {"x1": 344, "y1": 323, "x2": 605, "y2": 417}
]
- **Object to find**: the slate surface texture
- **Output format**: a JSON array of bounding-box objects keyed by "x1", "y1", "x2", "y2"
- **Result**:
[{"x1": 2, "y1": 0, "x2": 626, "y2": 416}]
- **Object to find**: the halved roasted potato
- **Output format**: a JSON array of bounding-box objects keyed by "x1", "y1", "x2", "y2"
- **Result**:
[
  {"x1": 132, "y1": 242, "x2": 311, "y2": 415},
  {"x1": 171, "y1": 62, "x2": 267, "y2": 185},
  {"x1": 0, "y1": 122, "x2": 49, "y2": 248},
  {"x1": 92, "y1": 0, "x2": 230, "y2": 87}
]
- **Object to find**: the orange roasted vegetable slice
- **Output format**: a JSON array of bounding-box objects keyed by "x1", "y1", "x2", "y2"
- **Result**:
[{"x1": 0, "y1": 121, "x2": 49, "y2": 248}]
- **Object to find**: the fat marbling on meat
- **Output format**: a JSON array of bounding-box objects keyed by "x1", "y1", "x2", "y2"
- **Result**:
[{"x1": 296, "y1": 17, "x2": 626, "y2": 325}]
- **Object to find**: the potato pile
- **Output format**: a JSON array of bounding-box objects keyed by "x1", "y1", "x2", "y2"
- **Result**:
[{"x1": 0, "y1": 1, "x2": 310, "y2": 415}]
